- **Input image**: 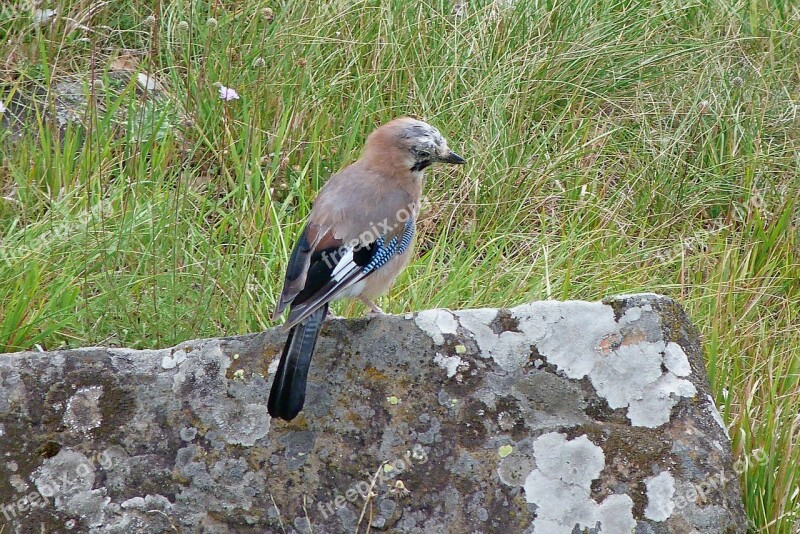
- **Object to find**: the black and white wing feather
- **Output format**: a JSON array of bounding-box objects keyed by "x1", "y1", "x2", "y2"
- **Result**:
[{"x1": 277, "y1": 219, "x2": 415, "y2": 329}]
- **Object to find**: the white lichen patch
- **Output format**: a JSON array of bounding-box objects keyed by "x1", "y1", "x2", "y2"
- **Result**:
[
  {"x1": 414, "y1": 309, "x2": 459, "y2": 345},
  {"x1": 621, "y1": 305, "x2": 643, "y2": 323},
  {"x1": 121, "y1": 496, "x2": 146, "y2": 510},
  {"x1": 180, "y1": 427, "x2": 198, "y2": 442},
  {"x1": 433, "y1": 353, "x2": 463, "y2": 378},
  {"x1": 420, "y1": 300, "x2": 699, "y2": 427},
  {"x1": 452, "y1": 308, "x2": 536, "y2": 372},
  {"x1": 212, "y1": 401, "x2": 269, "y2": 446},
  {"x1": 522, "y1": 432, "x2": 635, "y2": 533},
  {"x1": 627, "y1": 373, "x2": 697, "y2": 428},
  {"x1": 664, "y1": 342, "x2": 691, "y2": 376},
  {"x1": 591, "y1": 341, "x2": 664, "y2": 408},
  {"x1": 63, "y1": 385, "x2": 103, "y2": 433},
  {"x1": 490, "y1": 332, "x2": 532, "y2": 372},
  {"x1": 10, "y1": 474, "x2": 28, "y2": 492},
  {"x1": 454, "y1": 308, "x2": 498, "y2": 357},
  {"x1": 529, "y1": 301, "x2": 696, "y2": 427},
  {"x1": 161, "y1": 349, "x2": 188, "y2": 370},
  {"x1": 32, "y1": 448, "x2": 109, "y2": 526},
  {"x1": 644, "y1": 470, "x2": 676, "y2": 521},
  {"x1": 32, "y1": 449, "x2": 95, "y2": 499},
  {"x1": 528, "y1": 301, "x2": 618, "y2": 378},
  {"x1": 172, "y1": 341, "x2": 231, "y2": 395}
]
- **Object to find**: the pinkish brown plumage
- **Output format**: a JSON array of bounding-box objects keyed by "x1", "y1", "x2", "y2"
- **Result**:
[{"x1": 268, "y1": 117, "x2": 465, "y2": 421}]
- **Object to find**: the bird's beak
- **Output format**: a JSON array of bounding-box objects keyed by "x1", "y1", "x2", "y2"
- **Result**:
[{"x1": 441, "y1": 151, "x2": 466, "y2": 165}]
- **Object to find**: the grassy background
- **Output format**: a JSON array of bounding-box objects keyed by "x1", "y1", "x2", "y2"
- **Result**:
[{"x1": 1, "y1": 0, "x2": 798, "y2": 530}]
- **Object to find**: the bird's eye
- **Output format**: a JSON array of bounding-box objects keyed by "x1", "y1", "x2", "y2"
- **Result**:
[{"x1": 418, "y1": 150, "x2": 431, "y2": 159}]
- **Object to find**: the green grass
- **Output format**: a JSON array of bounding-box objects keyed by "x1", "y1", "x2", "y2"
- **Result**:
[{"x1": 1, "y1": 0, "x2": 799, "y2": 530}]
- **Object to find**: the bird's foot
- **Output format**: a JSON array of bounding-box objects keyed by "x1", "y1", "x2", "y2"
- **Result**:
[{"x1": 359, "y1": 297, "x2": 386, "y2": 315}]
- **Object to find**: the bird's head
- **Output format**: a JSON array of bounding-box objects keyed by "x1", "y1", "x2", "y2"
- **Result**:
[{"x1": 363, "y1": 117, "x2": 466, "y2": 173}]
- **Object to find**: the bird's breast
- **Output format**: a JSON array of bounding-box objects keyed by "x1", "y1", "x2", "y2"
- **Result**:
[{"x1": 357, "y1": 240, "x2": 415, "y2": 300}]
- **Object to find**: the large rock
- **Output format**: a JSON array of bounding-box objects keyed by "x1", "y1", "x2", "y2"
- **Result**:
[{"x1": 0, "y1": 294, "x2": 746, "y2": 533}]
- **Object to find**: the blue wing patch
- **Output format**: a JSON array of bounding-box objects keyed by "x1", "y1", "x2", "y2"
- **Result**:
[{"x1": 363, "y1": 219, "x2": 415, "y2": 274}]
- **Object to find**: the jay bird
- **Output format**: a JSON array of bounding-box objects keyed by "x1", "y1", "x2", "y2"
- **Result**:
[{"x1": 268, "y1": 117, "x2": 466, "y2": 420}]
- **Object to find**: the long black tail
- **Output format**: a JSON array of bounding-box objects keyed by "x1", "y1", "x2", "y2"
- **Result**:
[{"x1": 268, "y1": 304, "x2": 328, "y2": 420}]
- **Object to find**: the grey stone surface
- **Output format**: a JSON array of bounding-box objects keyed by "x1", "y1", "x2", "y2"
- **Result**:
[
  {"x1": 0, "y1": 294, "x2": 746, "y2": 532},
  {"x1": 1, "y1": 69, "x2": 180, "y2": 145}
]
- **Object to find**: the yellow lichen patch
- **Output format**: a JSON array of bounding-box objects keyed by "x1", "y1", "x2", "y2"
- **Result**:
[{"x1": 364, "y1": 366, "x2": 388, "y2": 381}]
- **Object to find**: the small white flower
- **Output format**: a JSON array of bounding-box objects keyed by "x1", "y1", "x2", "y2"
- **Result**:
[
  {"x1": 218, "y1": 85, "x2": 239, "y2": 101},
  {"x1": 252, "y1": 57, "x2": 266, "y2": 68},
  {"x1": 176, "y1": 20, "x2": 189, "y2": 31},
  {"x1": 206, "y1": 17, "x2": 218, "y2": 28},
  {"x1": 143, "y1": 15, "x2": 156, "y2": 26}
]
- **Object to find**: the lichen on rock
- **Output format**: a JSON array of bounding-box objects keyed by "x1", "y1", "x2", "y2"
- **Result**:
[{"x1": 0, "y1": 294, "x2": 745, "y2": 532}]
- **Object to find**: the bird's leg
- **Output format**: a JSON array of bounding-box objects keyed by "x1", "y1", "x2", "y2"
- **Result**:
[{"x1": 359, "y1": 296, "x2": 386, "y2": 315}]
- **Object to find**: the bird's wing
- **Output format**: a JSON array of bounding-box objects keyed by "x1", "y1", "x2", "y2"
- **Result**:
[
  {"x1": 272, "y1": 221, "x2": 338, "y2": 320},
  {"x1": 281, "y1": 217, "x2": 415, "y2": 329},
  {"x1": 273, "y1": 164, "x2": 418, "y2": 326}
]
